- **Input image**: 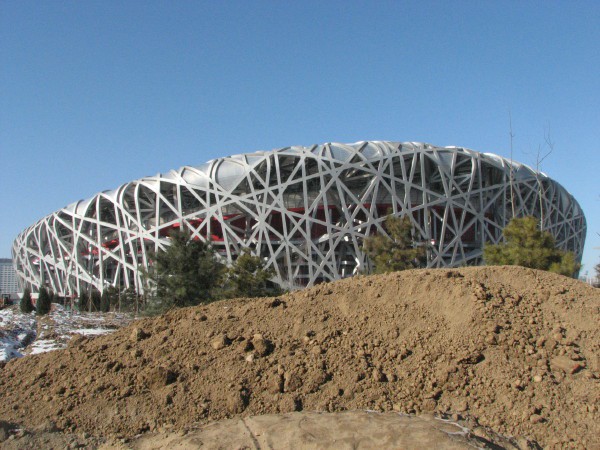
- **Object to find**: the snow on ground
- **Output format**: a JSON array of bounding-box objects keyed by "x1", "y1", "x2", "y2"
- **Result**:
[
  {"x1": 0, "y1": 304, "x2": 135, "y2": 362},
  {"x1": 0, "y1": 307, "x2": 37, "y2": 361}
]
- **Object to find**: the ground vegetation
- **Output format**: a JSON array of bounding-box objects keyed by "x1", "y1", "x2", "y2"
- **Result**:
[
  {"x1": 143, "y1": 230, "x2": 225, "y2": 314},
  {"x1": 484, "y1": 216, "x2": 580, "y2": 277},
  {"x1": 35, "y1": 287, "x2": 51, "y2": 316},
  {"x1": 19, "y1": 288, "x2": 34, "y2": 314},
  {"x1": 363, "y1": 215, "x2": 427, "y2": 273},
  {"x1": 224, "y1": 250, "x2": 282, "y2": 298}
]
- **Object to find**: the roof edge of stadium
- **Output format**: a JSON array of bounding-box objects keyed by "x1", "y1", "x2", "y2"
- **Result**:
[{"x1": 53, "y1": 140, "x2": 568, "y2": 223}]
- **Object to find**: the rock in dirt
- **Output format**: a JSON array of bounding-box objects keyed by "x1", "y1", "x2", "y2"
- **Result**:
[
  {"x1": 550, "y1": 355, "x2": 584, "y2": 374},
  {"x1": 210, "y1": 334, "x2": 230, "y2": 350},
  {"x1": 251, "y1": 333, "x2": 273, "y2": 356},
  {"x1": 130, "y1": 327, "x2": 149, "y2": 342}
]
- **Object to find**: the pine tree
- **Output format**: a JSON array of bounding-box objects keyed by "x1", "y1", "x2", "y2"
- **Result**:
[
  {"x1": 225, "y1": 250, "x2": 281, "y2": 298},
  {"x1": 363, "y1": 215, "x2": 427, "y2": 274},
  {"x1": 103, "y1": 286, "x2": 120, "y2": 311},
  {"x1": 78, "y1": 291, "x2": 89, "y2": 312},
  {"x1": 36, "y1": 287, "x2": 52, "y2": 316},
  {"x1": 90, "y1": 291, "x2": 101, "y2": 312},
  {"x1": 484, "y1": 216, "x2": 580, "y2": 277},
  {"x1": 100, "y1": 291, "x2": 110, "y2": 312},
  {"x1": 120, "y1": 287, "x2": 139, "y2": 312},
  {"x1": 20, "y1": 287, "x2": 34, "y2": 314},
  {"x1": 143, "y1": 230, "x2": 226, "y2": 314}
]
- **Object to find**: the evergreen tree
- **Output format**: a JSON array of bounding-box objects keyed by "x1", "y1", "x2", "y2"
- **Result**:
[
  {"x1": 103, "y1": 286, "x2": 120, "y2": 311},
  {"x1": 225, "y1": 250, "x2": 281, "y2": 298},
  {"x1": 363, "y1": 215, "x2": 427, "y2": 274},
  {"x1": 100, "y1": 291, "x2": 110, "y2": 312},
  {"x1": 78, "y1": 291, "x2": 89, "y2": 312},
  {"x1": 20, "y1": 287, "x2": 34, "y2": 314},
  {"x1": 120, "y1": 287, "x2": 139, "y2": 312},
  {"x1": 36, "y1": 287, "x2": 52, "y2": 316},
  {"x1": 143, "y1": 230, "x2": 225, "y2": 314},
  {"x1": 484, "y1": 216, "x2": 580, "y2": 277},
  {"x1": 90, "y1": 291, "x2": 101, "y2": 312}
]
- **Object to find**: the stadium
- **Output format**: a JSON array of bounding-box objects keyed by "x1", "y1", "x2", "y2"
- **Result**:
[{"x1": 12, "y1": 141, "x2": 586, "y2": 296}]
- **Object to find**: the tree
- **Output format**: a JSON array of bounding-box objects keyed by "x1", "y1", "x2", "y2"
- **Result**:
[
  {"x1": 78, "y1": 291, "x2": 89, "y2": 312},
  {"x1": 100, "y1": 291, "x2": 110, "y2": 312},
  {"x1": 363, "y1": 215, "x2": 427, "y2": 274},
  {"x1": 508, "y1": 112, "x2": 516, "y2": 218},
  {"x1": 484, "y1": 216, "x2": 580, "y2": 277},
  {"x1": 593, "y1": 261, "x2": 600, "y2": 288},
  {"x1": 90, "y1": 291, "x2": 101, "y2": 312},
  {"x1": 121, "y1": 287, "x2": 141, "y2": 313},
  {"x1": 224, "y1": 250, "x2": 281, "y2": 298},
  {"x1": 20, "y1": 288, "x2": 34, "y2": 314},
  {"x1": 36, "y1": 287, "x2": 52, "y2": 316},
  {"x1": 143, "y1": 230, "x2": 226, "y2": 314},
  {"x1": 103, "y1": 286, "x2": 120, "y2": 311}
]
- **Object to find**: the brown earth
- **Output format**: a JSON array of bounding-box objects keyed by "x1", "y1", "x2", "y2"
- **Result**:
[
  {"x1": 124, "y1": 411, "x2": 522, "y2": 449},
  {"x1": 0, "y1": 266, "x2": 598, "y2": 448},
  {"x1": 0, "y1": 411, "x2": 528, "y2": 449}
]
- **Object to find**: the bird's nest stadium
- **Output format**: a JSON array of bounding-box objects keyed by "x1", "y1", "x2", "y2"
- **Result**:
[{"x1": 12, "y1": 141, "x2": 586, "y2": 295}]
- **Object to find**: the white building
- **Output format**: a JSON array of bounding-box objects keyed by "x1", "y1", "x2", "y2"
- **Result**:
[
  {"x1": 12, "y1": 141, "x2": 587, "y2": 295},
  {"x1": 0, "y1": 258, "x2": 20, "y2": 299}
]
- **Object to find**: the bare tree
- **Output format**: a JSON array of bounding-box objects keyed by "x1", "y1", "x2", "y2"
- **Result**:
[
  {"x1": 534, "y1": 127, "x2": 554, "y2": 230},
  {"x1": 509, "y1": 112, "x2": 516, "y2": 219}
]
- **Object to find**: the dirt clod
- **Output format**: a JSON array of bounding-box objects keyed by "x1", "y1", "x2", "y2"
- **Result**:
[
  {"x1": 550, "y1": 355, "x2": 585, "y2": 374},
  {"x1": 130, "y1": 327, "x2": 149, "y2": 342}
]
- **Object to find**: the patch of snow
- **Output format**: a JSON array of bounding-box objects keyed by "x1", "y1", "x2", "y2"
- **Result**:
[
  {"x1": 0, "y1": 307, "x2": 37, "y2": 362},
  {"x1": 75, "y1": 328, "x2": 114, "y2": 336},
  {"x1": 29, "y1": 339, "x2": 63, "y2": 355},
  {"x1": 0, "y1": 304, "x2": 135, "y2": 361}
]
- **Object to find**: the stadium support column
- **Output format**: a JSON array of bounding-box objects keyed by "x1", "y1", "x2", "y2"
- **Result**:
[{"x1": 96, "y1": 197, "x2": 104, "y2": 294}]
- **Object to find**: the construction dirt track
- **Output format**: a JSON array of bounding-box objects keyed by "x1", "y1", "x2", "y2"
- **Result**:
[{"x1": 0, "y1": 266, "x2": 598, "y2": 448}]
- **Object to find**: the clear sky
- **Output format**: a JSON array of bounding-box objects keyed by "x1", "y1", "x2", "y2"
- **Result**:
[{"x1": 1, "y1": 1, "x2": 599, "y2": 276}]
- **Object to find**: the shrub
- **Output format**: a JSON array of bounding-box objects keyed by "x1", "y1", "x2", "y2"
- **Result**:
[
  {"x1": 224, "y1": 250, "x2": 281, "y2": 298},
  {"x1": 20, "y1": 288, "x2": 34, "y2": 314},
  {"x1": 484, "y1": 216, "x2": 580, "y2": 277},
  {"x1": 100, "y1": 291, "x2": 110, "y2": 312},
  {"x1": 90, "y1": 291, "x2": 101, "y2": 312},
  {"x1": 363, "y1": 214, "x2": 427, "y2": 273},
  {"x1": 36, "y1": 287, "x2": 52, "y2": 316},
  {"x1": 143, "y1": 230, "x2": 225, "y2": 314},
  {"x1": 78, "y1": 291, "x2": 89, "y2": 312}
]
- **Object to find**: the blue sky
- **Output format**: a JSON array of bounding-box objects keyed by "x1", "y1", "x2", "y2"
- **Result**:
[{"x1": 1, "y1": 1, "x2": 599, "y2": 276}]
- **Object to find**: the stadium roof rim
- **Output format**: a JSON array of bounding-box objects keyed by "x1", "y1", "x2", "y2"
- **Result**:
[
  {"x1": 16, "y1": 141, "x2": 580, "y2": 240},
  {"x1": 62, "y1": 140, "x2": 560, "y2": 208}
]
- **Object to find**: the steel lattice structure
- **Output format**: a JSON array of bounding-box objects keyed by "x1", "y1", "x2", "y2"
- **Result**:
[{"x1": 12, "y1": 141, "x2": 586, "y2": 295}]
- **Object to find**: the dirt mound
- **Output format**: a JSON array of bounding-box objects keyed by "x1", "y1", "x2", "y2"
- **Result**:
[{"x1": 0, "y1": 266, "x2": 598, "y2": 447}]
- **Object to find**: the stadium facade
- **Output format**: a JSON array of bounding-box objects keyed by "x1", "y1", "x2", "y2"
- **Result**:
[{"x1": 12, "y1": 141, "x2": 586, "y2": 295}]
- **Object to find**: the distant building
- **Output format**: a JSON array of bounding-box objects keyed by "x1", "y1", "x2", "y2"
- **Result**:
[
  {"x1": 0, "y1": 258, "x2": 20, "y2": 300},
  {"x1": 580, "y1": 273, "x2": 600, "y2": 287}
]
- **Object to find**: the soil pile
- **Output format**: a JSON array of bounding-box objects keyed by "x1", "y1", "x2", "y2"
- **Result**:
[{"x1": 0, "y1": 266, "x2": 598, "y2": 448}]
